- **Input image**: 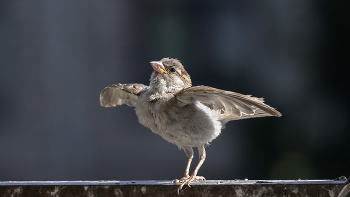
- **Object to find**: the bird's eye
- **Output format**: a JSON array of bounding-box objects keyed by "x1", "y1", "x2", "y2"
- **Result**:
[{"x1": 169, "y1": 67, "x2": 176, "y2": 72}]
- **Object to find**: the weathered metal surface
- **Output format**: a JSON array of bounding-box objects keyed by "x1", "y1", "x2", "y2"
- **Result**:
[
  {"x1": 336, "y1": 177, "x2": 350, "y2": 197},
  {"x1": 0, "y1": 180, "x2": 347, "y2": 197}
]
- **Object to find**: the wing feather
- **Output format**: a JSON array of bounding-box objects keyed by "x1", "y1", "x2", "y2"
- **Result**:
[
  {"x1": 175, "y1": 86, "x2": 281, "y2": 123},
  {"x1": 100, "y1": 83, "x2": 149, "y2": 107}
]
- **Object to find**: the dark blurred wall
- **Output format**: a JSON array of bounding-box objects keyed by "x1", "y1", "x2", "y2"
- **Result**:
[{"x1": 0, "y1": 1, "x2": 349, "y2": 181}]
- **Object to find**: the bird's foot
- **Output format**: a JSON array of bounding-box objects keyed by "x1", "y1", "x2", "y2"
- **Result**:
[
  {"x1": 174, "y1": 175, "x2": 206, "y2": 193},
  {"x1": 174, "y1": 175, "x2": 206, "y2": 183}
]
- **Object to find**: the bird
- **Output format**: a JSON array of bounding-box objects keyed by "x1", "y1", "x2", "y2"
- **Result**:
[{"x1": 100, "y1": 57, "x2": 281, "y2": 193}]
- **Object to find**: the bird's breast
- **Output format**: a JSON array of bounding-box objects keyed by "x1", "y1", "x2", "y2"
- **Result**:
[
  {"x1": 134, "y1": 98, "x2": 172, "y2": 132},
  {"x1": 135, "y1": 98, "x2": 223, "y2": 147}
]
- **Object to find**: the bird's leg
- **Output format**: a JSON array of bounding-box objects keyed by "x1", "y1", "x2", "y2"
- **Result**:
[
  {"x1": 179, "y1": 146, "x2": 193, "y2": 180},
  {"x1": 178, "y1": 145, "x2": 206, "y2": 192}
]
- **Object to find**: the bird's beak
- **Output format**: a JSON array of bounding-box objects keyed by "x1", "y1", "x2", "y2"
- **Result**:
[{"x1": 150, "y1": 61, "x2": 167, "y2": 74}]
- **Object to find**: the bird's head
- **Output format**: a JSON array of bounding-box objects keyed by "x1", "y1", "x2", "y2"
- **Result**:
[{"x1": 149, "y1": 58, "x2": 192, "y2": 93}]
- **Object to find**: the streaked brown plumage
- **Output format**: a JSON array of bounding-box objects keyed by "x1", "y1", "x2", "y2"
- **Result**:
[{"x1": 100, "y1": 58, "x2": 281, "y2": 193}]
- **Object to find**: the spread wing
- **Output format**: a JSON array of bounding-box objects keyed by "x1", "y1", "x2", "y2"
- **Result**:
[
  {"x1": 175, "y1": 86, "x2": 281, "y2": 123},
  {"x1": 100, "y1": 83, "x2": 149, "y2": 107}
]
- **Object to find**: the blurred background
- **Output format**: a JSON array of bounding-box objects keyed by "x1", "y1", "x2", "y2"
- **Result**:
[{"x1": 0, "y1": 1, "x2": 349, "y2": 181}]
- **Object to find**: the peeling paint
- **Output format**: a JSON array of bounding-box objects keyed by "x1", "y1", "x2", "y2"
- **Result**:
[
  {"x1": 47, "y1": 186, "x2": 60, "y2": 197},
  {"x1": 114, "y1": 188, "x2": 123, "y2": 197},
  {"x1": 321, "y1": 185, "x2": 336, "y2": 197},
  {"x1": 235, "y1": 187, "x2": 243, "y2": 197},
  {"x1": 46, "y1": 186, "x2": 68, "y2": 197},
  {"x1": 141, "y1": 186, "x2": 146, "y2": 194},
  {"x1": 10, "y1": 187, "x2": 22, "y2": 197},
  {"x1": 292, "y1": 187, "x2": 298, "y2": 193},
  {"x1": 253, "y1": 186, "x2": 275, "y2": 197},
  {"x1": 324, "y1": 187, "x2": 336, "y2": 197},
  {"x1": 86, "y1": 188, "x2": 94, "y2": 197}
]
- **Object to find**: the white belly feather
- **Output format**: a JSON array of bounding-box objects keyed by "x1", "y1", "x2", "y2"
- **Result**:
[{"x1": 135, "y1": 99, "x2": 223, "y2": 148}]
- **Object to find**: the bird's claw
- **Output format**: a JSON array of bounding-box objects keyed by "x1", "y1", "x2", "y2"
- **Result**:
[{"x1": 176, "y1": 175, "x2": 205, "y2": 194}]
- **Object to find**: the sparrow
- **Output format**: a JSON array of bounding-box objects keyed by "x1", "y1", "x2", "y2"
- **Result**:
[{"x1": 100, "y1": 58, "x2": 281, "y2": 193}]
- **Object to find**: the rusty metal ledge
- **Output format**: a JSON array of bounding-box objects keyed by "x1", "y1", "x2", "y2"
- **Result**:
[{"x1": 0, "y1": 180, "x2": 347, "y2": 197}]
